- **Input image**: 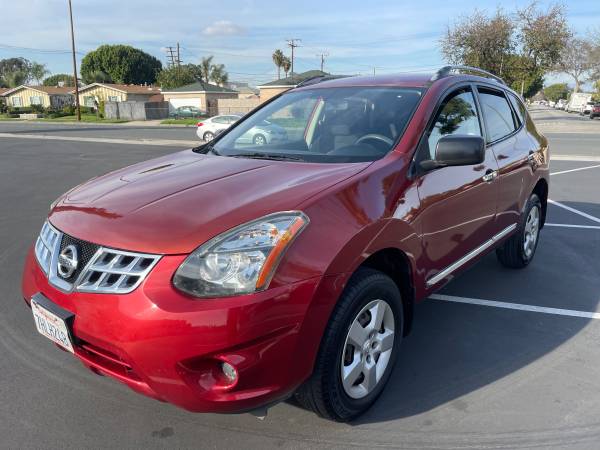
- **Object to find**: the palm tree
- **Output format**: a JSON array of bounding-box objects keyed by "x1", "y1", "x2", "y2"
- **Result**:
[
  {"x1": 272, "y1": 49, "x2": 285, "y2": 79},
  {"x1": 210, "y1": 64, "x2": 229, "y2": 86},
  {"x1": 282, "y1": 56, "x2": 291, "y2": 78},
  {"x1": 200, "y1": 56, "x2": 214, "y2": 83}
]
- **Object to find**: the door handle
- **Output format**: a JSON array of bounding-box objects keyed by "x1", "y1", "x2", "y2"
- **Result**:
[
  {"x1": 482, "y1": 169, "x2": 498, "y2": 183},
  {"x1": 527, "y1": 151, "x2": 536, "y2": 163}
]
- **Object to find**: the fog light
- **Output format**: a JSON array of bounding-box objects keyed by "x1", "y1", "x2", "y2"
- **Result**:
[{"x1": 221, "y1": 362, "x2": 237, "y2": 383}]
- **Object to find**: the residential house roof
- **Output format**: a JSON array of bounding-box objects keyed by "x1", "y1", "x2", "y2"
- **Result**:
[
  {"x1": 73, "y1": 83, "x2": 161, "y2": 95},
  {"x1": 2, "y1": 85, "x2": 73, "y2": 96},
  {"x1": 161, "y1": 81, "x2": 238, "y2": 94},
  {"x1": 258, "y1": 70, "x2": 330, "y2": 88},
  {"x1": 0, "y1": 88, "x2": 9, "y2": 96}
]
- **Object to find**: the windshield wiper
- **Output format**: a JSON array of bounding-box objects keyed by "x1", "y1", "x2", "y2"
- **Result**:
[
  {"x1": 228, "y1": 152, "x2": 303, "y2": 161},
  {"x1": 194, "y1": 142, "x2": 221, "y2": 156}
]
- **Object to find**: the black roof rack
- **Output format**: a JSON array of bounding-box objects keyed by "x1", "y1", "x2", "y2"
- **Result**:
[
  {"x1": 295, "y1": 75, "x2": 349, "y2": 88},
  {"x1": 431, "y1": 65, "x2": 506, "y2": 85}
]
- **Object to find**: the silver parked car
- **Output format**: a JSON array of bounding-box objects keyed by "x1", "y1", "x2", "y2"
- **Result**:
[{"x1": 236, "y1": 120, "x2": 288, "y2": 145}]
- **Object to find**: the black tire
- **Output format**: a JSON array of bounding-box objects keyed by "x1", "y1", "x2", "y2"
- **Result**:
[
  {"x1": 295, "y1": 268, "x2": 403, "y2": 421},
  {"x1": 496, "y1": 193, "x2": 542, "y2": 269},
  {"x1": 203, "y1": 131, "x2": 215, "y2": 142}
]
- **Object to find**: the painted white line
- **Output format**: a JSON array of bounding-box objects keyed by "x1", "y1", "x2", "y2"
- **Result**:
[
  {"x1": 0, "y1": 132, "x2": 198, "y2": 147},
  {"x1": 551, "y1": 164, "x2": 600, "y2": 176},
  {"x1": 545, "y1": 223, "x2": 600, "y2": 230},
  {"x1": 551, "y1": 155, "x2": 600, "y2": 162},
  {"x1": 430, "y1": 294, "x2": 600, "y2": 320},
  {"x1": 548, "y1": 199, "x2": 600, "y2": 225}
]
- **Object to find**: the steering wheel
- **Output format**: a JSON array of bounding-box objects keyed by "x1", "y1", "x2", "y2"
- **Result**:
[{"x1": 355, "y1": 134, "x2": 394, "y2": 147}]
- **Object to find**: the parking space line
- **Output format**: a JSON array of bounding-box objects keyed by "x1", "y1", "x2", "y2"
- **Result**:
[
  {"x1": 550, "y1": 164, "x2": 600, "y2": 176},
  {"x1": 545, "y1": 223, "x2": 600, "y2": 230},
  {"x1": 551, "y1": 155, "x2": 600, "y2": 162},
  {"x1": 0, "y1": 132, "x2": 198, "y2": 147},
  {"x1": 548, "y1": 199, "x2": 600, "y2": 225},
  {"x1": 430, "y1": 294, "x2": 600, "y2": 319}
]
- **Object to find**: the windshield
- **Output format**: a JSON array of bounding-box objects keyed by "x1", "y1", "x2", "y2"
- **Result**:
[{"x1": 211, "y1": 86, "x2": 424, "y2": 163}]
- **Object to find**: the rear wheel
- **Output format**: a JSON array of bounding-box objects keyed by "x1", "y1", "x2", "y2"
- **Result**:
[
  {"x1": 496, "y1": 193, "x2": 542, "y2": 268},
  {"x1": 203, "y1": 131, "x2": 215, "y2": 142},
  {"x1": 295, "y1": 268, "x2": 403, "y2": 421}
]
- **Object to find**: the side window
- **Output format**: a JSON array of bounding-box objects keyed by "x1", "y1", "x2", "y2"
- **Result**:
[
  {"x1": 212, "y1": 116, "x2": 228, "y2": 124},
  {"x1": 426, "y1": 88, "x2": 481, "y2": 159},
  {"x1": 508, "y1": 92, "x2": 527, "y2": 126},
  {"x1": 478, "y1": 88, "x2": 517, "y2": 142}
]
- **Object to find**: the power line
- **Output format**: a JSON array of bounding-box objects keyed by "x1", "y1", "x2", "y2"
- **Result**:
[{"x1": 0, "y1": 43, "x2": 84, "y2": 55}]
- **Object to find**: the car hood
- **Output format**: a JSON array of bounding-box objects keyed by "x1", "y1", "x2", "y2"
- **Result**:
[{"x1": 49, "y1": 149, "x2": 369, "y2": 254}]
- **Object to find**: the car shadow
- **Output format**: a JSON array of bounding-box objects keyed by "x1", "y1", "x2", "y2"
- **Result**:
[{"x1": 287, "y1": 211, "x2": 599, "y2": 424}]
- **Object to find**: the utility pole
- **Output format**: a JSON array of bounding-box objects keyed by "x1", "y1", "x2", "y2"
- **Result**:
[
  {"x1": 520, "y1": 79, "x2": 525, "y2": 97},
  {"x1": 67, "y1": 0, "x2": 81, "y2": 121},
  {"x1": 316, "y1": 52, "x2": 329, "y2": 72},
  {"x1": 286, "y1": 39, "x2": 301, "y2": 81},
  {"x1": 176, "y1": 42, "x2": 181, "y2": 67},
  {"x1": 165, "y1": 46, "x2": 177, "y2": 67}
]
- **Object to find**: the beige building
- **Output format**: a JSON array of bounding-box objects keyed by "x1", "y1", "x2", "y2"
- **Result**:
[
  {"x1": 161, "y1": 81, "x2": 238, "y2": 114},
  {"x1": 257, "y1": 70, "x2": 330, "y2": 103},
  {"x1": 73, "y1": 83, "x2": 161, "y2": 107},
  {"x1": 3, "y1": 85, "x2": 73, "y2": 108}
]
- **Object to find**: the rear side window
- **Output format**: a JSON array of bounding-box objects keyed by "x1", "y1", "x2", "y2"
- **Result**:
[
  {"x1": 478, "y1": 88, "x2": 517, "y2": 142},
  {"x1": 426, "y1": 88, "x2": 482, "y2": 159},
  {"x1": 507, "y1": 92, "x2": 527, "y2": 126}
]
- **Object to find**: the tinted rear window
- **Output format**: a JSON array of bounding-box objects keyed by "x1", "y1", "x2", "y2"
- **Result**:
[{"x1": 478, "y1": 88, "x2": 517, "y2": 142}]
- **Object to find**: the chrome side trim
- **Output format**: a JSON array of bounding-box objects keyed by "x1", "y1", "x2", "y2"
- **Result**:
[{"x1": 426, "y1": 223, "x2": 517, "y2": 288}]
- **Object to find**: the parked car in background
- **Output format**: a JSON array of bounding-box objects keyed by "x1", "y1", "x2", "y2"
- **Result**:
[
  {"x1": 580, "y1": 101, "x2": 595, "y2": 115},
  {"x1": 196, "y1": 115, "x2": 241, "y2": 141},
  {"x1": 169, "y1": 106, "x2": 205, "y2": 119},
  {"x1": 555, "y1": 99, "x2": 567, "y2": 109},
  {"x1": 590, "y1": 103, "x2": 600, "y2": 120},
  {"x1": 566, "y1": 92, "x2": 592, "y2": 113},
  {"x1": 22, "y1": 66, "x2": 549, "y2": 422},
  {"x1": 235, "y1": 119, "x2": 288, "y2": 146}
]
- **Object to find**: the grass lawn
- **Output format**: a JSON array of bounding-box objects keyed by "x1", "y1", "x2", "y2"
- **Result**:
[
  {"x1": 160, "y1": 118, "x2": 204, "y2": 125},
  {"x1": 0, "y1": 113, "x2": 128, "y2": 123}
]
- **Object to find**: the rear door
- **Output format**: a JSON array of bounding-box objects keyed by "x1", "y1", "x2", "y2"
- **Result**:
[
  {"x1": 476, "y1": 86, "x2": 526, "y2": 231},
  {"x1": 416, "y1": 85, "x2": 499, "y2": 288}
]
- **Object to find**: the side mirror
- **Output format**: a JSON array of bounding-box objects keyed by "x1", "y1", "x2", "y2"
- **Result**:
[{"x1": 420, "y1": 135, "x2": 485, "y2": 171}]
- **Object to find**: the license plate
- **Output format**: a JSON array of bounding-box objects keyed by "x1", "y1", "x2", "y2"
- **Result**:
[{"x1": 31, "y1": 295, "x2": 75, "y2": 353}]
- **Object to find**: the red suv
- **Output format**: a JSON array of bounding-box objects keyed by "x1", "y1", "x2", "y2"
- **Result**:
[{"x1": 22, "y1": 66, "x2": 549, "y2": 421}]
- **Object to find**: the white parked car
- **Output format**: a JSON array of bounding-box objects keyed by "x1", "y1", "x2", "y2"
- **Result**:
[
  {"x1": 580, "y1": 101, "x2": 595, "y2": 116},
  {"x1": 196, "y1": 115, "x2": 241, "y2": 141},
  {"x1": 555, "y1": 99, "x2": 567, "y2": 109}
]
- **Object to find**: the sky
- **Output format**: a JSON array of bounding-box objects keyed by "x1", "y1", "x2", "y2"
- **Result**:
[{"x1": 2, "y1": 0, "x2": 599, "y2": 87}]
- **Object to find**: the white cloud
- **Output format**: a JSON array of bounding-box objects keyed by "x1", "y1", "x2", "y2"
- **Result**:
[{"x1": 202, "y1": 20, "x2": 246, "y2": 37}]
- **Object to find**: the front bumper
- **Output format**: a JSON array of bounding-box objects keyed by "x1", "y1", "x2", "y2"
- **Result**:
[{"x1": 22, "y1": 246, "x2": 325, "y2": 413}]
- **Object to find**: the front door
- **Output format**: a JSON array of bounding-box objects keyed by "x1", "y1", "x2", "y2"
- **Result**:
[{"x1": 416, "y1": 86, "x2": 499, "y2": 288}]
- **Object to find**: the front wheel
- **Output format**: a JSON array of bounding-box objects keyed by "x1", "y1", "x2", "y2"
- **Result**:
[
  {"x1": 203, "y1": 131, "x2": 215, "y2": 142},
  {"x1": 496, "y1": 193, "x2": 542, "y2": 268},
  {"x1": 295, "y1": 268, "x2": 403, "y2": 421}
]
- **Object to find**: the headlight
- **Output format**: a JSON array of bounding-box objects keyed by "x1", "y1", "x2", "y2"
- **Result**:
[{"x1": 173, "y1": 211, "x2": 309, "y2": 298}]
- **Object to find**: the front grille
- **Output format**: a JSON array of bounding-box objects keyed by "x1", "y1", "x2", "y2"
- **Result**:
[
  {"x1": 34, "y1": 222, "x2": 60, "y2": 274},
  {"x1": 58, "y1": 234, "x2": 100, "y2": 282},
  {"x1": 76, "y1": 248, "x2": 160, "y2": 294},
  {"x1": 34, "y1": 221, "x2": 161, "y2": 294}
]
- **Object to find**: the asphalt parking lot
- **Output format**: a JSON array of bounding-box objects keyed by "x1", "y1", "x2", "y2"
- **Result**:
[{"x1": 1, "y1": 107, "x2": 599, "y2": 449}]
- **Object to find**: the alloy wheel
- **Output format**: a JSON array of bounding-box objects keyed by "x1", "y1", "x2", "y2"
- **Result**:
[
  {"x1": 340, "y1": 299, "x2": 395, "y2": 399},
  {"x1": 524, "y1": 205, "x2": 540, "y2": 258}
]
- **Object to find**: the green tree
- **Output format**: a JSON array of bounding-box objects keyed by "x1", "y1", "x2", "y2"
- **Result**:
[
  {"x1": 80, "y1": 45, "x2": 162, "y2": 85},
  {"x1": 210, "y1": 64, "x2": 228, "y2": 86},
  {"x1": 554, "y1": 38, "x2": 595, "y2": 93},
  {"x1": 272, "y1": 49, "x2": 285, "y2": 79},
  {"x1": 156, "y1": 65, "x2": 197, "y2": 89},
  {"x1": 282, "y1": 56, "x2": 291, "y2": 77},
  {"x1": 592, "y1": 80, "x2": 600, "y2": 102},
  {"x1": 543, "y1": 83, "x2": 571, "y2": 102},
  {"x1": 199, "y1": 56, "x2": 214, "y2": 83},
  {"x1": 30, "y1": 62, "x2": 49, "y2": 84},
  {"x1": 440, "y1": 2, "x2": 570, "y2": 98},
  {"x1": 43, "y1": 74, "x2": 75, "y2": 87},
  {"x1": 0, "y1": 57, "x2": 31, "y2": 87}
]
